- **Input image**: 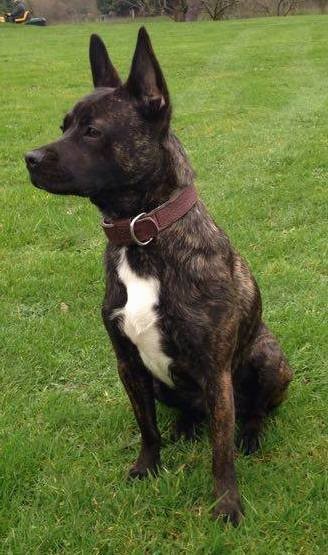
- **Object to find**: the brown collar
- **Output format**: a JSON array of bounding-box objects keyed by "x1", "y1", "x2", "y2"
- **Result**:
[{"x1": 101, "y1": 185, "x2": 198, "y2": 246}]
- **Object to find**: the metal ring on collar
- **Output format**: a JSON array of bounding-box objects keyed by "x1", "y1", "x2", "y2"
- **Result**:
[{"x1": 130, "y1": 212, "x2": 154, "y2": 246}]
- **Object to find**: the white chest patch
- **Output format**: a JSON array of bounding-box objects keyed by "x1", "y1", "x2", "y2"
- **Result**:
[{"x1": 112, "y1": 249, "x2": 174, "y2": 388}]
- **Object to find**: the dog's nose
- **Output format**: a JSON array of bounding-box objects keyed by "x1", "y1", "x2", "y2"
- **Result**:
[{"x1": 25, "y1": 150, "x2": 44, "y2": 169}]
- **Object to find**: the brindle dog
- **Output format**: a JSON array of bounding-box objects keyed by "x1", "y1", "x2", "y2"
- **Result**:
[{"x1": 25, "y1": 28, "x2": 293, "y2": 525}]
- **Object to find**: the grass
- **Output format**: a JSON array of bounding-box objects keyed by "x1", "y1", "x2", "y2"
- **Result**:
[{"x1": 0, "y1": 14, "x2": 327, "y2": 554}]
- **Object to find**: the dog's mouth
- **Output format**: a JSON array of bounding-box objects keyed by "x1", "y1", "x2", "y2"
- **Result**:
[
  {"x1": 26, "y1": 159, "x2": 76, "y2": 195},
  {"x1": 27, "y1": 166, "x2": 98, "y2": 198},
  {"x1": 28, "y1": 171, "x2": 72, "y2": 193},
  {"x1": 27, "y1": 171, "x2": 49, "y2": 190},
  {"x1": 25, "y1": 151, "x2": 106, "y2": 198},
  {"x1": 25, "y1": 149, "x2": 75, "y2": 193}
]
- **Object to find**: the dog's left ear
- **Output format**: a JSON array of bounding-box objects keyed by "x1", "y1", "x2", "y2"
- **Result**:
[
  {"x1": 127, "y1": 27, "x2": 170, "y2": 124},
  {"x1": 89, "y1": 34, "x2": 122, "y2": 88}
]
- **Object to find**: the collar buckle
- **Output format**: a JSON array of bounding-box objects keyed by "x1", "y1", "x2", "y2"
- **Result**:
[{"x1": 130, "y1": 212, "x2": 158, "y2": 246}]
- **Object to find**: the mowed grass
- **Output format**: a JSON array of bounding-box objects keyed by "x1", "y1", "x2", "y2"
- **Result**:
[{"x1": 0, "y1": 14, "x2": 327, "y2": 554}]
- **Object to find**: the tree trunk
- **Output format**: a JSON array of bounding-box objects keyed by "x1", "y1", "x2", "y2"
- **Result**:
[
  {"x1": 168, "y1": 0, "x2": 187, "y2": 20},
  {"x1": 185, "y1": 0, "x2": 202, "y2": 20}
]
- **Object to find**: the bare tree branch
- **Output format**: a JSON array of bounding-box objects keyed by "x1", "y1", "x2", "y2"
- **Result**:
[{"x1": 200, "y1": 0, "x2": 238, "y2": 20}]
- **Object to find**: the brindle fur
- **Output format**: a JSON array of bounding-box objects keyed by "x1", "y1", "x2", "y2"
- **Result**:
[{"x1": 25, "y1": 28, "x2": 293, "y2": 525}]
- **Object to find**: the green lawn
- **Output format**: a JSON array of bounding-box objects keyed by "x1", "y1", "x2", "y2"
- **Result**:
[{"x1": 1, "y1": 15, "x2": 327, "y2": 554}]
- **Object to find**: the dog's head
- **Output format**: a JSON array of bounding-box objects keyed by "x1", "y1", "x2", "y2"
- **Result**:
[{"x1": 25, "y1": 28, "x2": 171, "y2": 212}]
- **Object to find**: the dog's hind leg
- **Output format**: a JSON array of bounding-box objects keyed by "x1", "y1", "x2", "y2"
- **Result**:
[
  {"x1": 153, "y1": 379, "x2": 206, "y2": 441},
  {"x1": 236, "y1": 322, "x2": 293, "y2": 455},
  {"x1": 171, "y1": 407, "x2": 206, "y2": 442}
]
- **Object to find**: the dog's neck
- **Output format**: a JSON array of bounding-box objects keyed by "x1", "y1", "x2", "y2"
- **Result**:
[{"x1": 90, "y1": 133, "x2": 195, "y2": 220}]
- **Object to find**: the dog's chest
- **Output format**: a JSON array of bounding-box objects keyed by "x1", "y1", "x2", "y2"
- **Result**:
[{"x1": 114, "y1": 249, "x2": 174, "y2": 388}]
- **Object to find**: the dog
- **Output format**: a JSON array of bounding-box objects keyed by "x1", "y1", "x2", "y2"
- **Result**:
[{"x1": 25, "y1": 28, "x2": 293, "y2": 525}]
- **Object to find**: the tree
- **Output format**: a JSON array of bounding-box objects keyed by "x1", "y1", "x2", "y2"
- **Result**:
[
  {"x1": 97, "y1": 0, "x2": 113, "y2": 13},
  {"x1": 315, "y1": 0, "x2": 327, "y2": 12},
  {"x1": 254, "y1": 0, "x2": 302, "y2": 16},
  {"x1": 200, "y1": 0, "x2": 238, "y2": 19},
  {"x1": 165, "y1": 0, "x2": 189, "y2": 20},
  {"x1": 276, "y1": 0, "x2": 300, "y2": 15},
  {"x1": 0, "y1": 0, "x2": 11, "y2": 12},
  {"x1": 29, "y1": 0, "x2": 98, "y2": 21},
  {"x1": 185, "y1": 0, "x2": 202, "y2": 20}
]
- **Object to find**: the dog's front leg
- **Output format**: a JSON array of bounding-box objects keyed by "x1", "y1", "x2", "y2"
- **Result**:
[
  {"x1": 104, "y1": 312, "x2": 161, "y2": 479},
  {"x1": 207, "y1": 325, "x2": 244, "y2": 526},
  {"x1": 118, "y1": 357, "x2": 161, "y2": 479}
]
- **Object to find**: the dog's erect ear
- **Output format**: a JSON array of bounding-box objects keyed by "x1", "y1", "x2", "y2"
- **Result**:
[
  {"x1": 89, "y1": 34, "x2": 122, "y2": 88},
  {"x1": 127, "y1": 27, "x2": 170, "y2": 121}
]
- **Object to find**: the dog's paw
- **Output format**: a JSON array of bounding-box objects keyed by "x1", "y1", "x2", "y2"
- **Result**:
[
  {"x1": 128, "y1": 459, "x2": 160, "y2": 480},
  {"x1": 170, "y1": 417, "x2": 203, "y2": 442},
  {"x1": 238, "y1": 430, "x2": 260, "y2": 455},
  {"x1": 212, "y1": 497, "x2": 244, "y2": 527}
]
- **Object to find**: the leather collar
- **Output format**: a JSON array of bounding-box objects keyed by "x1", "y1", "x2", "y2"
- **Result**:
[{"x1": 101, "y1": 185, "x2": 197, "y2": 246}]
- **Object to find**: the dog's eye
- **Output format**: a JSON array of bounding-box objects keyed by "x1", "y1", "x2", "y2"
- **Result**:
[{"x1": 85, "y1": 126, "x2": 102, "y2": 139}]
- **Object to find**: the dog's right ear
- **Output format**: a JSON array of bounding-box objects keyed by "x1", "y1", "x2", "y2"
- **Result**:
[{"x1": 89, "y1": 34, "x2": 121, "y2": 88}]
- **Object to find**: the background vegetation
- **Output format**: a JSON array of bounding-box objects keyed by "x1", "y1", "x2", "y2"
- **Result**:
[
  {"x1": 1, "y1": 0, "x2": 328, "y2": 22},
  {"x1": 1, "y1": 14, "x2": 327, "y2": 554}
]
